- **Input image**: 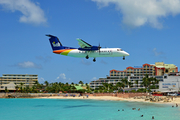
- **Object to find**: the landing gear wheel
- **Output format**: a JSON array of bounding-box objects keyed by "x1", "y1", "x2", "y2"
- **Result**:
[
  {"x1": 86, "y1": 55, "x2": 89, "y2": 59},
  {"x1": 123, "y1": 56, "x2": 125, "y2": 60},
  {"x1": 93, "y1": 58, "x2": 96, "y2": 62}
]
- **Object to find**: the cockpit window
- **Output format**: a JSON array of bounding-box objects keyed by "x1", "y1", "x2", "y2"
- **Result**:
[{"x1": 117, "y1": 49, "x2": 122, "y2": 51}]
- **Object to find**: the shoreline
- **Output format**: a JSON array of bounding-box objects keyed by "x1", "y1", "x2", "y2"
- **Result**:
[{"x1": 37, "y1": 96, "x2": 180, "y2": 105}]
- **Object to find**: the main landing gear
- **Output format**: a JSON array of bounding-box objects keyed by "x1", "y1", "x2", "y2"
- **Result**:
[
  {"x1": 86, "y1": 55, "x2": 89, "y2": 59},
  {"x1": 123, "y1": 56, "x2": 125, "y2": 60},
  {"x1": 93, "y1": 58, "x2": 96, "y2": 62},
  {"x1": 85, "y1": 55, "x2": 96, "y2": 62}
]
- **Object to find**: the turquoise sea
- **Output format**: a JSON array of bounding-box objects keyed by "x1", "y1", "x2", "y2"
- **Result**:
[{"x1": 0, "y1": 98, "x2": 180, "y2": 120}]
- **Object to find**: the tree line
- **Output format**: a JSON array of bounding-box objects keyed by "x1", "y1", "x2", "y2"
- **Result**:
[
  {"x1": 12, "y1": 74, "x2": 159, "y2": 93},
  {"x1": 93, "y1": 74, "x2": 159, "y2": 93}
]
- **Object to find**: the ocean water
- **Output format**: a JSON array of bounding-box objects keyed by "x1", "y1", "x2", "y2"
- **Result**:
[{"x1": 0, "y1": 98, "x2": 180, "y2": 120}]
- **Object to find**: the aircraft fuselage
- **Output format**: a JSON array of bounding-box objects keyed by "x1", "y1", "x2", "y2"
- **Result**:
[{"x1": 53, "y1": 48, "x2": 129, "y2": 58}]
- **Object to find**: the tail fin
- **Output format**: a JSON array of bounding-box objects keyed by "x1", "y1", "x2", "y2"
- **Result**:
[{"x1": 46, "y1": 34, "x2": 64, "y2": 51}]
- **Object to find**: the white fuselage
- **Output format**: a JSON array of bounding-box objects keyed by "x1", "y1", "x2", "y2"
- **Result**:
[{"x1": 67, "y1": 48, "x2": 129, "y2": 58}]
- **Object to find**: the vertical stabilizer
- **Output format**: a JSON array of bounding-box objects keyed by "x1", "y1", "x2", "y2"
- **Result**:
[{"x1": 46, "y1": 34, "x2": 64, "y2": 51}]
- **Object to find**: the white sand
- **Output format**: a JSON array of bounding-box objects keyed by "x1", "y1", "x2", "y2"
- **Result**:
[{"x1": 38, "y1": 96, "x2": 180, "y2": 105}]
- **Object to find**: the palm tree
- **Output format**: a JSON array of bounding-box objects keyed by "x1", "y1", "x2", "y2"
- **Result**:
[
  {"x1": 116, "y1": 82, "x2": 123, "y2": 92},
  {"x1": 121, "y1": 78, "x2": 128, "y2": 88},
  {"x1": 85, "y1": 83, "x2": 90, "y2": 91},
  {"x1": 135, "y1": 80, "x2": 139, "y2": 88},
  {"x1": 79, "y1": 81, "x2": 84, "y2": 86},
  {"x1": 108, "y1": 83, "x2": 114, "y2": 92},
  {"x1": 128, "y1": 81, "x2": 133, "y2": 88},
  {"x1": 98, "y1": 86, "x2": 104, "y2": 93},
  {"x1": 25, "y1": 86, "x2": 30, "y2": 93},
  {"x1": 20, "y1": 82, "x2": 24, "y2": 93},
  {"x1": 15, "y1": 85, "x2": 19, "y2": 92},
  {"x1": 102, "y1": 83, "x2": 109, "y2": 90},
  {"x1": 150, "y1": 77, "x2": 159, "y2": 89},
  {"x1": 141, "y1": 74, "x2": 151, "y2": 92},
  {"x1": 5, "y1": 87, "x2": 9, "y2": 93},
  {"x1": 71, "y1": 82, "x2": 74, "y2": 86},
  {"x1": 65, "y1": 82, "x2": 69, "y2": 86},
  {"x1": 44, "y1": 81, "x2": 49, "y2": 86},
  {"x1": 34, "y1": 81, "x2": 39, "y2": 86}
]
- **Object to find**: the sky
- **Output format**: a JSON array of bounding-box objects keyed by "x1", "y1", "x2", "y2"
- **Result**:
[{"x1": 1, "y1": 0, "x2": 180, "y2": 84}]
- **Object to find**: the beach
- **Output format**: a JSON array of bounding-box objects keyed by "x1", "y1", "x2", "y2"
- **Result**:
[{"x1": 38, "y1": 95, "x2": 180, "y2": 105}]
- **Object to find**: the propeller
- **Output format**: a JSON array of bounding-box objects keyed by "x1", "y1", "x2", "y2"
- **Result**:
[{"x1": 98, "y1": 43, "x2": 101, "y2": 53}]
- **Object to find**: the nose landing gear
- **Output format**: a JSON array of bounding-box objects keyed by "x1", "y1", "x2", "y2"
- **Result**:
[{"x1": 123, "y1": 56, "x2": 125, "y2": 60}]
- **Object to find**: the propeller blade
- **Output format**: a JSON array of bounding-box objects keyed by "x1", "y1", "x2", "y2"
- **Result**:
[{"x1": 98, "y1": 43, "x2": 101, "y2": 53}]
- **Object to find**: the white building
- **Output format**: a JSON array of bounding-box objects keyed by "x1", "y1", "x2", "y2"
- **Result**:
[{"x1": 159, "y1": 74, "x2": 180, "y2": 92}]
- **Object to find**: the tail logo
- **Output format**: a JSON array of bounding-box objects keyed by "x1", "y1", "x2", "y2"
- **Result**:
[{"x1": 52, "y1": 41, "x2": 60, "y2": 47}]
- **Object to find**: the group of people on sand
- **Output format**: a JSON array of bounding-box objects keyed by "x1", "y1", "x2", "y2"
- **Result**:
[{"x1": 63, "y1": 94, "x2": 89, "y2": 98}]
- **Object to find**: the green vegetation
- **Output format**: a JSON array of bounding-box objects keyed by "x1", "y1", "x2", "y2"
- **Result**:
[
  {"x1": 141, "y1": 74, "x2": 159, "y2": 92},
  {"x1": 93, "y1": 75, "x2": 159, "y2": 93},
  {"x1": 15, "y1": 81, "x2": 91, "y2": 93},
  {"x1": 14, "y1": 74, "x2": 159, "y2": 93}
]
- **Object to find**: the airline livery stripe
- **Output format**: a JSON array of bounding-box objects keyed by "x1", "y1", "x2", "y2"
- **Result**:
[
  {"x1": 53, "y1": 49, "x2": 75, "y2": 55},
  {"x1": 61, "y1": 49, "x2": 74, "y2": 56}
]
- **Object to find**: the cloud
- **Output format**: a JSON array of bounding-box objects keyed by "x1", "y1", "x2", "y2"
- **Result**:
[
  {"x1": 38, "y1": 77, "x2": 45, "y2": 84},
  {"x1": 55, "y1": 73, "x2": 71, "y2": 83},
  {"x1": 92, "y1": 0, "x2": 180, "y2": 29},
  {"x1": 0, "y1": 0, "x2": 47, "y2": 25},
  {"x1": 91, "y1": 77, "x2": 97, "y2": 81},
  {"x1": 15, "y1": 61, "x2": 42, "y2": 69},
  {"x1": 56, "y1": 73, "x2": 66, "y2": 80},
  {"x1": 153, "y1": 48, "x2": 163, "y2": 56}
]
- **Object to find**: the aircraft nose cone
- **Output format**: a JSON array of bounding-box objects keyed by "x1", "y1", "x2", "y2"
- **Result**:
[{"x1": 124, "y1": 51, "x2": 129, "y2": 56}]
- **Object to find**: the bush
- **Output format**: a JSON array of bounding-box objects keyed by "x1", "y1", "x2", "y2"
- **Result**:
[
  {"x1": 94, "y1": 90, "x2": 98, "y2": 93},
  {"x1": 137, "y1": 88, "x2": 146, "y2": 93},
  {"x1": 130, "y1": 90, "x2": 136, "y2": 93},
  {"x1": 109, "y1": 89, "x2": 113, "y2": 93},
  {"x1": 104, "y1": 90, "x2": 108, "y2": 93},
  {"x1": 99, "y1": 90, "x2": 103, "y2": 93},
  {"x1": 77, "y1": 89, "x2": 85, "y2": 93},
  {"x1": 118, "y1": 90, "x2": 123, "y2": 93}
]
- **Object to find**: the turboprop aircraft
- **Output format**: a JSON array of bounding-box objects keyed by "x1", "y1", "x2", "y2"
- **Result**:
[{"x1": 46, "y1": 34, "x2": 129, "y2": 62}]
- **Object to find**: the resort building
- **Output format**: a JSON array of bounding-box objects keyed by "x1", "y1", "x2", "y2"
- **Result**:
[
  {"x1": 110, "y1": 62, "x2": 178, "y2": 77},
  {"x1": 89, "y1": 75, "x2": 163, "y2": 90},
  {"x1": 89, "y1": 62, "x2": 178, "y2": 90},
  {"x1": 0, "y1": 74, "x2": 38, "y2": 91}
]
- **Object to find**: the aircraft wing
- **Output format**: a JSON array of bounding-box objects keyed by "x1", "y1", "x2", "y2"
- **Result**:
[{"x1": 77, "y1": 38, "x2": 92, "y2": 48}]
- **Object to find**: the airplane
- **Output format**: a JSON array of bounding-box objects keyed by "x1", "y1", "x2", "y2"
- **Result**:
[{"x1": 46, "y1": 34, "x2": 129, "y2": 62}]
